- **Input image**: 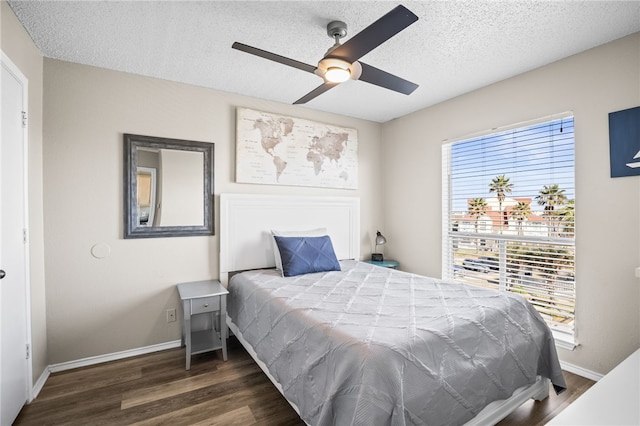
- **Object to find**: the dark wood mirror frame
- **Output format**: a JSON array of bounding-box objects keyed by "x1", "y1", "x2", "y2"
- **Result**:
[{"x1": 123, "y1": 133, "x2": 215, "y2": 238}]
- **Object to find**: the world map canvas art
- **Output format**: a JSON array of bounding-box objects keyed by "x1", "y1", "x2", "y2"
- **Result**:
[{"x1": 235, "y1": 108, "x2": 358, "y2": 189}]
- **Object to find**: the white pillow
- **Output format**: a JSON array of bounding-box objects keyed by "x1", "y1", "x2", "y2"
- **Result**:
[{"x1": 271, "y1": 228, "x2": 328, "y2": 271}]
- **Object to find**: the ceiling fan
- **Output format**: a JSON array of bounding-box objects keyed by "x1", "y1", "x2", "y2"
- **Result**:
[{"x1": 232, "y1": 5, "x2": 419, "y2": 105}]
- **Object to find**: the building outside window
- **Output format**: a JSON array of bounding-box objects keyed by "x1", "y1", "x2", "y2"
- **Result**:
[{"x1": 442, "y1": 114, "x2": 575, "y2": 346}]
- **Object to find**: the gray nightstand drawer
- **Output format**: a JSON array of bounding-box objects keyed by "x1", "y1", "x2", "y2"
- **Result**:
[{"x1": 190, "y1": 296, "x2": 220, "y2": 314}]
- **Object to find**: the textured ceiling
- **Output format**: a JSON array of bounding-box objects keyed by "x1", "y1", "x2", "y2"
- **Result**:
[{"x1": 8, "y1": 1, "x2": 640, "y2": 123}]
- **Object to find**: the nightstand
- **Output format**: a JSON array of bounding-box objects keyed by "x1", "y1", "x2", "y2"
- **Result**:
[
  {"x1": 365, "y1": 259, "x2": 399, "y2": 269},
  {"x1": 177, "y1": 279, "x2": 229, "y2": 370}
]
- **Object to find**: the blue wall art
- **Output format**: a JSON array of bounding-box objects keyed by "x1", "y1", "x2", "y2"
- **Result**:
[{"x1": 609, "y1": 106, "x2": 640, "y2": 178}]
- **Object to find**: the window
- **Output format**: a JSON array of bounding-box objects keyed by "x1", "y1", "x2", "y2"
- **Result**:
[{"x1": 442, "y1": 114, "x2": 575, "y2": 344}]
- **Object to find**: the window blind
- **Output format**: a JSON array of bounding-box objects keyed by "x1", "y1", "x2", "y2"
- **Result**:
[{"x1": 442, "y1": 114, "x2": 575, "y2": 338}]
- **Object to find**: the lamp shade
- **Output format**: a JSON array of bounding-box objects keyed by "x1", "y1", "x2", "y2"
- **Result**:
[{"x1": 375, "y1": 231, "x2": 387, "y2": 245}]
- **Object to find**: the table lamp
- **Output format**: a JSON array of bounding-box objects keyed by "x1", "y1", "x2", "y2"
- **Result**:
[{"x1": 371, "y1": 231, "x2": 387, "y2": 261}]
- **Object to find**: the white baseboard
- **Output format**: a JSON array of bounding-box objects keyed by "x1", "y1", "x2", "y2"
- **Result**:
[
  {"x1": 48, "y1": 339, "x2": 182, "y2": 373},
  {"x1": 30, "y1": 367, "x2": 50, "y2": 402},
  {"x1": 29, "y1": 340, "x2": 182, "y2": 401},
  {"x1": 560, "y1": 360, "x2": 603, "y2": 382}
]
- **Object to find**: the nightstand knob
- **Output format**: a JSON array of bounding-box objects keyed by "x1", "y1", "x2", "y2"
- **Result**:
[{"x1": 203, "y1": 304, "x2": 209, "y2": 307}]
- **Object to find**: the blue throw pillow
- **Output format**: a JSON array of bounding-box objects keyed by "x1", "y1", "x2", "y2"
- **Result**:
[{"x1": 273, "y1": 235, "x2": 341, "y2": 277}]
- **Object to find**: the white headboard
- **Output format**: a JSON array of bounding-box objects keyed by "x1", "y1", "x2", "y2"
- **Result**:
[{"x1": 219, "y1": 193, "x2": 360, "y2": 286}]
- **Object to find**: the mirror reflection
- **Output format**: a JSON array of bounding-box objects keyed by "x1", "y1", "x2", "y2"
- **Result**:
[
  {"x1": 136, "y1": 165, "x2": 156, "y2": 226},
  {"x1": 124, "y1": 134, "x2": 214, "y2": 238},
  {"x1": 136, "y1": 148, "x2": 205, "y2": 227}
]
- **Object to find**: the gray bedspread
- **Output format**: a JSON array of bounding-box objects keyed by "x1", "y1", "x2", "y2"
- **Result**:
[{"x1": 227, "y1": 260, "x2": 566, "y2": 426}]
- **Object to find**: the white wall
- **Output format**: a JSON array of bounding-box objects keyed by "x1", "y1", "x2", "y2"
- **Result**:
[
  {"x1": 42, "y1": 59, "x2": 383, "y2": 364},
  {"x1": 382, "y1": 33, "x2": 640, "y2": 375}
]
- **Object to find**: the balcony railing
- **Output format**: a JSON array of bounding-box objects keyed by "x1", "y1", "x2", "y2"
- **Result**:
[{"x1": 444, "y1": 232, "x2": 575, "y2": 335}]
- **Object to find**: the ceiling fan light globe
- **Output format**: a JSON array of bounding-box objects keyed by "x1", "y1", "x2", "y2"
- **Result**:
[
  {"x1": 349, "y1": 61, "x2": 362, "y2": 80},
  {"x1": 325, "y1": 67, "x2": 350, "y2": 83}
]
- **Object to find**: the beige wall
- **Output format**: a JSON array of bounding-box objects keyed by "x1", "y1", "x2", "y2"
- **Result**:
[
  {"x1": 382, "y1": 33, "x2": 640, "y2": 375},
  {"x1": 43, "y1": 59, "x2": 383, "y2": 364},
  {"x1": 1, "y1": 1, "x2": 48, "y2": 386}
]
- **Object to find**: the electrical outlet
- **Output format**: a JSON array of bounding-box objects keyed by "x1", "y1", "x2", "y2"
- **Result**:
[{"x1": 166, "y1": 308, "x2": 176, "y2": 323}]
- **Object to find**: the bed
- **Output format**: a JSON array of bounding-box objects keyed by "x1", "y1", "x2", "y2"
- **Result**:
[{"x1": 220, "y1": 193, "x2": 566, "y2": 426}]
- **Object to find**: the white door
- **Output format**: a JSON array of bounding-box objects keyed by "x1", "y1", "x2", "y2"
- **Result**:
[{"x1": 0, "y1": 53, "x2": 30, "y2": 425}]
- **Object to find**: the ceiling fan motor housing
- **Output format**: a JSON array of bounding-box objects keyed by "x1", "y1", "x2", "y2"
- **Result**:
[{"x1": 315, "y1": 57, "x2": 362, "y2": 82}]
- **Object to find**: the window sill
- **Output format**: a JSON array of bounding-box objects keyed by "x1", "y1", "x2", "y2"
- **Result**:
[{"x1": 553, "y1": 330, "x2": 577, "y2": 351}]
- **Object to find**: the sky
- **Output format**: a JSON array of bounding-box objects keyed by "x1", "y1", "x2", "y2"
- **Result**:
[{"x1": 446, "y1": 117, "x2": 575, "y2": 213}]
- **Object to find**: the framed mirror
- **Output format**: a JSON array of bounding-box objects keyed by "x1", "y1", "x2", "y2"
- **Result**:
[{"x1": 124, "y1": 133, "x2": 214, "y2": 238}]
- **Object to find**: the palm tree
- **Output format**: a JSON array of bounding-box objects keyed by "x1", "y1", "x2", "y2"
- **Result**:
[
  {"x1": 509, "y1": 201, "x2": 531, "y2": 236},
  {"x1": 536, "y1": 184, "x2": 567, "y2": 237},
  {"x1": 468, "y1": 198, "x2": 488, "y2": 250},
  {"x1": 557, "y1": 199, "x2": 575, "y2": 237},
  {"x1": 489, "y1": 175, "x2": 514, "y2": 233}
]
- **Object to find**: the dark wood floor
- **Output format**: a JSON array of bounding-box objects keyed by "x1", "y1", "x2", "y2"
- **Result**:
[{"x1": 15, "y1": 337, "x2": 594, "y2": 425}]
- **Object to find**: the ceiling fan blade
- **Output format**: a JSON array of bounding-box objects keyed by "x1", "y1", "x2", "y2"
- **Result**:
[
  {"x1": 358, "y1": 62, "x2": 418, "y2": 95},
  {"x1": 232, "y1": 42, "x2": 317, "y2": 74},
  {"x1": 293, "y1": 82, "x2": 339, "y2": 104},
  {"x1": 328, "y1": 5, "x2": 418, "y2": 63}
]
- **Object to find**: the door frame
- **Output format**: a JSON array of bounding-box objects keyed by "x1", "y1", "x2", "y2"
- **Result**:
[{"x1": 1, "y1": 50, "x2": 33, "y2": 402}]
